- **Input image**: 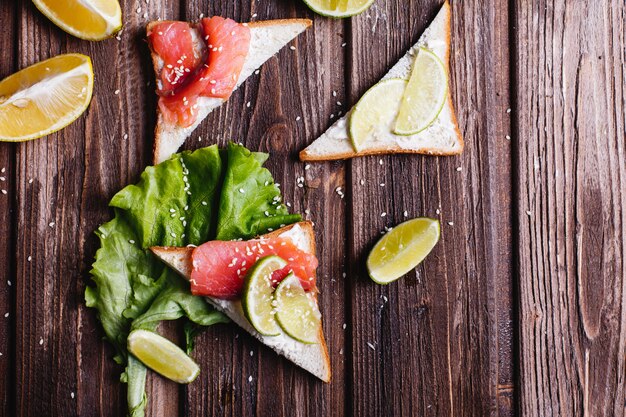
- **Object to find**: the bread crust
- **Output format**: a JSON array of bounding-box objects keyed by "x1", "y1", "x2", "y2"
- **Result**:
[{"x1": 299, "y1": 1, "x2": 463, "y2": 162}]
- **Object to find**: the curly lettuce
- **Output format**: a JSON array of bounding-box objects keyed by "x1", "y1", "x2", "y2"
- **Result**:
[{"x1": 86, "y1": 143, "x2": 300, "y2": 416}]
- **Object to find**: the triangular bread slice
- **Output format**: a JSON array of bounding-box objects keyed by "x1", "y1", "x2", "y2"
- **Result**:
[
  {"x1": 300, "y1": 1, "x2": 461, "y2": 161},
  {"x1": 150, "y1": 221, "x2": 331, "y2": 382},
  {"x1": 149, "y1": 19, "x2": 312, "y2": 164}
]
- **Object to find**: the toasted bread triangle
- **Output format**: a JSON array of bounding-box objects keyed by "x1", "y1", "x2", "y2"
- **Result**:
[
  {"x1": 300, "y1": 1, "x2": 462, "y2": 161},
  {"x1": 150, "y1": 221, "x2": 331, "y2": 382},
  {"x1": 149, "y1": 19, "x2": 312, "y2": 164}
]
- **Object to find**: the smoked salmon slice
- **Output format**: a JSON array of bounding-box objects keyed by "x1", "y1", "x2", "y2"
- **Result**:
[
  {"x1": 190, "y1": 237, "x2": 318, "y2": 299},
  {"x1": 148, "y1": 17, "x2": 251, "y2": 127}
]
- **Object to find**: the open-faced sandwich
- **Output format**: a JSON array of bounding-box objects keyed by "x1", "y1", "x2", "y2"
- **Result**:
[
  {"x1": 148, "y1": 17, "x2": 311, "y2": 164},
  {"x1": 300, "y1": 1, "x2": 462, "y2": 160},
  {"x1": 86, "y1": 144, "x2": 328, "y2": 417}
]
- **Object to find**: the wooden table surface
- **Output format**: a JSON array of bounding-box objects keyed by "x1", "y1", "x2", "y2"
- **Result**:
[{"x1": 1, "y1": 0, "x2": 625, "y2": 416}]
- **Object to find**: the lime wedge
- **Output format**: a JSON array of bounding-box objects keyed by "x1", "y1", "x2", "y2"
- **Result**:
[
  {"x1": 127, "y1": 330, "x2": 200, "y2": 384},
  {"x1": 274, "y1": 273, "x2": 321, "y2": 344},
  {"x1": 242, "y1": 256, "x2": 287, "y2": 336},
  {"x1": 394, "y1": 48, "x2": 448, "y2": 135},
  {"x1": 349, "y1": 78, "x2": 407, "y2": 152},
  {"x1": 302, "y1": 0, "x2": 375, "y2": 18},
  {"x1": 0, "y1": 54, "x2": 93, "y2": 142},
  {"x1": 367, "y1": 218, "x2": 440, "y2": 284}
]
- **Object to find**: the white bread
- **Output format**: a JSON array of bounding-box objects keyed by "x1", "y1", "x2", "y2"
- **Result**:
[
  {"x1": 150, "y1": 221, "x2": 331, "y2": 382},
  {"x1": 300, "y1": 1, "x2": 462, "y2": 161},
  {"x1": 149, "y1": 19, "x2": 312, "y2": 164}
]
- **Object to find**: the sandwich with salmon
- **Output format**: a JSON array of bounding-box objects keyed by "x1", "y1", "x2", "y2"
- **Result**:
[
  {"x1": 151, "y1": 221, "x2": 331, "y2": 382},
  {"x1": 148, "y1": 16, "x2": 311, "y2": 164}
]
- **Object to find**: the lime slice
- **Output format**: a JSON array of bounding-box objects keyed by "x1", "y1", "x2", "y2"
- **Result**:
[
  {"x1": 127, "y1": 330, "x2": 200, "y2": 384},
  {"x1": 367, "y1": 217, "x2": 440, "y2": 284},
  {"x1": 349, "y1": 78, "x2": 407, "y2": 152},
  {"x1": 302, "y1": 0, "x2": 375, "y2": 18},
  {"x1": 0, "y1": 54, "x2": 94, "y2": 142},
  {"x1": 394, "y1": 48, "x2": 448, "y2": 135},
  {"x1": 274, "y1": 273, "x2": 321, "y2": 344},
  {"x1": 33, "y1": 0, "x2": 122, "y2": 41},
  {"x1": 242, "y1": 256, "x2": 287, "y2": 336}
]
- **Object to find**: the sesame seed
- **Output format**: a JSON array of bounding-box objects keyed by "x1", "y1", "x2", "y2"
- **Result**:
[
  {"x1": 201, "y1": 201, "x2": 207, "y2": 206},
  {"x1": 71, "y1": 392, "x2": 75, "y2": 399},
  {"x1": 114, "y1": 89, "x2": 120, "y2": 95},
  {"x1": 252, "y1": 13, "x2": 258, "y2": 18},
  {"x1": 342, "y1": 323, "x2": 347, "y2": 330},
  {"x1": 506, "y1": 108, "x2": 512, "y2": 114},
  {"x1": 255, "y1": 69, "x2": 260, "y2": 75},
  {"x1": 526, "y1": 210, "x2": 532, "y2": 216},
  {"x1": 39, "y1": 338, "x2": 44, "y2": 345},
  {"x1": 447, "y1": 221, "x2": 454, "y2": 226},
  {"x1": 332, "y1": 91, "x2": 337, "y2": 97},
  {"x1": 296, "y1": 116, "x2": 301, "y2": 121},
  {"x1": 4, "y1": 312, "x2": 8, "y2": 318},
  {"x1": 289, "y1": 45, "x2": 296, "y2": 51},
  {"x1": 246, "y1": 101, "x2": 251, "y2": 108},
  {"x1": 341, "y1": 42, "x2": 347, "y2": 47},
  {"x1": 239, "y1": 188, "x2": 245, "y2": 193},
  {"x1": 360, "y1": 179, "x2": 365, "y2": 185},
  {"x1": 381, "y1": 212, "x2": 387, "y2": 217},
  {"x1": 1, "y1": 190, "x2": 6, "y2": 195},
  {"x1": 27, "y1": 256, "x2": 31, "y2": 262},
  {"x1": 403, "y1": 211, "x2": 408, "y2": 217},
  {"x1": 380, "y1": 183, "x2": 385, "y2": 187},
  {"x1": 136, "y1": 7, "x2": 141, "y2": 13},
  {"x1": 123, "y1": 133, "x2": 128, "y2": 140},
  {"x1": 436, "y1": 208, "x2": 441, "y2": 215},
  {"x1": 171, "y1": 232, "x2": 176, "y2": 238},
  {"x1": 7, "y1": 280, "x2": 10, "y2": 286},
  {"x1": 367, "y1": 342, "x2": 376, "y2": 351},
  {"x1": 169, "y1": 208, "x2": 176, "y2": 213},
  {"x1": 456, "y1": 167, "x2": 462, "y2": 171},
  {"x1": 248, "y1": 376, "x2": 253, "y2": 382},
  {"x1": 304, "y1": 164, "x2": 310, "y2": 170},
  {"x1": 143, "y1": 12, "x2": 148, "y2": 18},
  {"x1": 379, "y1": 159, "x2": 383, "y2": 165},
  {"x1": 506, "y1": 135, "x2": 511, "y2": 140},
  {"x1": 49, "y1": 222, "x2": 55, "y2": 228},
  {"x1": 129, "y1": 239, "x2": 135, "y2": 244},
  {"x1": 250, "y1": 350, "x2": 254, "y2": 356}
]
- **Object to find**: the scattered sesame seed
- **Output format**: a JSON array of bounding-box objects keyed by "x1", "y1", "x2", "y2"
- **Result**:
[
  {"x1": 171, "y1": 232, "x2": 177, "y2": 238},
  {"x1": 289, "y1": 45, "x2": 296, "y2": 51},
  {"x1": 381, "y1": 212, "x2": 387, "y2": 217},
  {"x1": 332, "y1": 91, "x2": 337, "y2": 97},
  {"x1": 380, "y1": 183, "x2": 385, "y2": 187},
  {"x1": 248, "y1": 376, "x2": 253, "y2": 382},
  {"x1": 336, "y1": 101, "x2": 342, "y2": 106},
  {"x1": 526, "y1": 210, "x2": 532, "y2": 216},
  {"x1": 39, "y1": 338, "x2": 43, "y2": 345},
  {"x1": 123, "y1": 133, "x2": 128, "y2": 140},
  {"x1": 342, "y1": 272, "x2": 346, "y2": 278},
  {"x1": 250, "y1": 350, "x2": 254, "y2": 356},
  {"x1": 252, "y1": 13, "x2": 258, "y2": 18},
  {"x1": 129, "y1": 239, "x2": 135, "y2": 244},
  {"x1": 339, "y1": 348, "x2": 344, "y2": 355},
  {"x1": 1, "y1": 190, "x2": 6, "y2": 195},
  {"x1": 239, "y1": 188, "x2": 245, "y2": 193},
  {"x1": 506, "y1": 108, "x2": 512, "y2": 114},
  {"x1": 341, "y1": 42, "x2": 347, "y2": 47},
  {"x1": 304, "y1": 209, "x2": 310, "y2": 215},
  {"x1": 506, "y1": 135, "x2": 511, "y2": 140},
  {"x1": 367, "y1": 342, "x2": 376, "y2": 351},
  {"x1": 330, "y1": 113, "x2": 335, "y2": 119},
  {"x1": 379, "y1": 159, "x2": 383, "y2": 165},
  {"x1": 27, "y1": 256, "x2": 31, "y2": 262},
  {"x1": 342, "y1": 323, "x2": 347, "y2": 330},
  {"x1": 1, "y1": 168, "x2": 5, "y2": 173},
  {"x1": 436, "y1": 209, "x2": 441, "y2": 215},
  {"x1": 246, "y1": 101, "x2": 251, "y2": 108},
  {"x1": 49, "y1": 222, "x2": 55, "y2": 228},
  {"x1": 136, "y1": 7, "x2": 141, "y2": 13},
  {"x1": 403, "y1": 211, "x2": 408, "y2": 217},
  {"x1": 7, "y1": 280, "x2": 10, "y2": 286},
  {"x1": 143, "y1": 12, "x2": 148, "y2": 18},
  {"x1": 28, "y1": 179, "x2": 33, "y2": 184},
  {"x1": 304, "y1": 164, "x2": 310, "y2": 170},
  {"x1": 114, "y1": 89, "x2": 120, "y2": 95},
  {"x1": 254, "y1": 69, "x2": 260, "y2": 75},
  {"x1": 71, "y1": 392, "x2": 75, "y2": 399},
  {"x1": 296, "y1": 116, "x2": 301, "y2": 121},
  {"x1": 4, "y1": 312, "x2": 8, "y2": 318},
  {"x1": 447, "y1": 221, "x2": 454, "y2": 226},
  {"x1": 201, "y1": 201, "x2": 207, "y2": 206}
]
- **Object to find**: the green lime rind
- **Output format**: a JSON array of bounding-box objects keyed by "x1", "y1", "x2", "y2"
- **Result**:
[
  {"x1": 274, "y1": 273, "x2": 321, "y2": 344},
  {"x1": 367, "y1": 217, "x2": 440, "y2": 284},
  {"x1": 242, "y1": 255, "x2": 287, "y2": 336},
  {"x1": 127, "y1": 329, "x2": 200, "y2": 384}
]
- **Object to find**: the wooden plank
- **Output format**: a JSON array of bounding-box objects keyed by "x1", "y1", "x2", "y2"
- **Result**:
[
  {"x1": 12, "y1": 0, "x2": 178, "y2": 415},
  {"x1": 347, "y1": 1, "x2": 514, "y2": 415},
  {"x1": 176, "y1": 2, "x2": 348, "y2": 417},
  {"x1": 515, "y1": 1, "x2": 626, "y2": 415},
  {"x1": 0, "y1": 1, "x2": 16, "y2": 415}
]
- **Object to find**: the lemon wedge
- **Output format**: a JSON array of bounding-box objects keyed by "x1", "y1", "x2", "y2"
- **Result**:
[
  {"x1": 33, "y1": 0, "x2": 122, "y2": 41},
  {"x1": 0, "y1": 54, "x2": 94, "y2": 142}
]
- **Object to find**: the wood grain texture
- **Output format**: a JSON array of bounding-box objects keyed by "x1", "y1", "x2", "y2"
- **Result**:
[
  {"x1": 346, "y1": 1, "x2": 514, "y2": 416},
  {"x1": 515, "y1": 1, "x2": 626, "y2": 415},
  {"x1": 0, "y1": 1, "x2": 16, "y2": 415}
]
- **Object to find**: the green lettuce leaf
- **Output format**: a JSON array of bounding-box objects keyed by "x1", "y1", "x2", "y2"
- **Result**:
[{"x1": 86, "y1": 144, "x2": 299, "y2": 417}]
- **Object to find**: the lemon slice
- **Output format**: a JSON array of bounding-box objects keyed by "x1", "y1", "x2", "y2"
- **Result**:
[
  {"x1": 274, "y1": 273, "x2": 321, "y2": 344},
  {"x1": 33, "y1": 0, "x2": 122, "y2": 41},
  {"x1": 349, "y1": 78, "x2": 407, "y2": 152},
  {"x1": 242, "y1": 256, "x2": 287, "y2": 336},
  {"x1": 128, "y1": 330, "x2": 200, "y2": 384},
  {"x1": 0, "y1": 54, "x2": 94, "y2": 142},
  {"x1": 367, "y1": 218, "x2": 440, "y2": 284},
  {"x1": 394, "y1": 48, "x2": 448, "y2": 135},
  {"x1": 302, "y1": 0, "x2": 375, "y2": 18}
]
